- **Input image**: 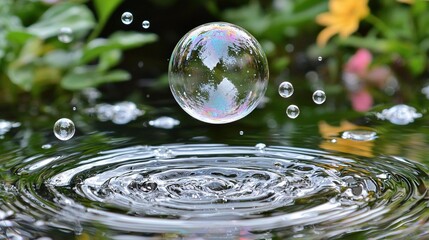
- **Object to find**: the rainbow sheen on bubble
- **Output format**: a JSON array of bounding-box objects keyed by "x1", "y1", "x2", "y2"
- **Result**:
[{"x1": 168, "y1": 22, "x2": 269, "y2": 124}]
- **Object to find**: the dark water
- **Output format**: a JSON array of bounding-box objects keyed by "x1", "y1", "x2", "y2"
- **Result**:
[{"x1": 1, "y1": 96, "x2": 429, "y2": 239}]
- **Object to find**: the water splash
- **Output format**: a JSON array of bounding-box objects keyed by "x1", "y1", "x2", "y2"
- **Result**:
[
  {"x1": 148, "y1": 116, "x2": 180, "y2": 129},
  {"x1": 2, "y1": 144, "x2": 428, "y2": 238},
  {"x1": 376, "y1": 104, "x2": 422, "y2": 125},
  {"x1": 87, "y1": 102, "x2": 144, "y2": 124},
  {"x1": 0, "y1": 120, "x2": 20, "y2": 136}
]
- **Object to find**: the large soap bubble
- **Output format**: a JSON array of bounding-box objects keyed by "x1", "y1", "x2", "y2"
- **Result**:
[{"x1": 168, "y1": 22, "x2": 269, "y2": 124}]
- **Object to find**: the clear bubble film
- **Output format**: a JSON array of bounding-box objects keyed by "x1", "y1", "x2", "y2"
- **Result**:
[{"x1": 168, "y1": 22, "x2": 269, "y2": 124}]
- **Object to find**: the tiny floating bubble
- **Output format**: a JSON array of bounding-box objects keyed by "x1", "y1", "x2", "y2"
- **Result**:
[
  {"x1": 58, "y1": 27, "x2": 73, "y2": 43},
  {"x1": 142, "y1": 20, "x2": 150, "y2": 29},
  {"x1": 278, "y1": 81, "x2": 294, "y2": 98},
  {"x1": 72, "y1": 106, "x2": 77, "y2": 111},
  {"x1": 318, "y1": 56, "x2": 323, "y2": 61},
  {"x1": 138, "y1": 61, "x2": 144, "y2": 68},
  {"x1": 53, "y1": 118, "x2": 75, "y2": 141},
  {"x1": 312, "y1": 90, "x2": 326, "y2": 104},
  {"x1": 121, "y1": 12, "x2": 133, "y2": 25},
  {"x1": 239, "y1": 130, "x2": 244, "y2": 136},
  {"x1": 286, "y1": 105, "x2": 300, "y2": 119}
]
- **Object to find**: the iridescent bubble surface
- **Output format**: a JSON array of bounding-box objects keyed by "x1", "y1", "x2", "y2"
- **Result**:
[
  {"x1": 168, "y1": 22, "x2": 269, "y2": 124},
  {"x1": 53, "y1": 118, "x2": 75, "y2": 141}
]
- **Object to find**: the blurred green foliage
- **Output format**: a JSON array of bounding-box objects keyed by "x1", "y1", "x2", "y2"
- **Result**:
[{"x1": 0, "y1": 0, "x2": 157, "y2": 104}]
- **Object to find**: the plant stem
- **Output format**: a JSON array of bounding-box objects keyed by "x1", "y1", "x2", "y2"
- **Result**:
[{"x1": 365, "y1": 14, "x2": 394, "y2": 39}]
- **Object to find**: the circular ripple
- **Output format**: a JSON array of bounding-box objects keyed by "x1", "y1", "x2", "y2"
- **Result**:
[{"x1": 3, "y1": 144, "x2": 429, "y2": 238}]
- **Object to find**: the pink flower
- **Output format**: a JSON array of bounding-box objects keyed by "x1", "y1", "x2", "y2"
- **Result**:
[
  {"x1": 343, "y1": 49, "x2": 373, "y2": 112},
  {"x1": 345, "y1": 48, "x2": 372, "y2": 76},
  {"x1": 351, "y1": 89, "x2": 373, "y2": 112}
]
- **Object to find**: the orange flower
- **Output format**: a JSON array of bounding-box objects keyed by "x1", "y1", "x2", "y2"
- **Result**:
[{"x1": 316, "y1": 0, "x2": 370, "y2": 46}]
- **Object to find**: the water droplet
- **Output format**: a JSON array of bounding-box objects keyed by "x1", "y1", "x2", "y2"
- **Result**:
[
  {"x1": 58, "y1": 27, "x2": 73, "y2": 43},
  {"x1": 278, "y1": 81, "x2": 294, "y2": 98},
  {"x1": 318, "y1": 56, "x2": 322, "y2": 61},
  {"x1": 239, "y1": 130, "x2": 244, "y2": 136},
  {"x1": 121, "y1": 12, "x2": 133, "y2": 25},
  {"x1": 0, "y1": 120, "x2": 20, "y2": 135},
  {"x1": 154, "y1": 147, "x2": 173, "y2": 159},
  {"x1": 142, "y1": 20, "x2": 150, "y2": 29},
  {"x1": 91, "y1": 102, "x2": 143, "y2": 124},
  {"x1": 168, "y1": 22, "x2": 269, "y2": 124},
  {"x1": 149, "y1": 116, "x2": 180, "y2": 129},
  {"x1": 376, "y1": 104, "x2": 422, "y2": 125},
  {"x1": 342, "y1": 130, "x2": 377, "y2": 141},
  {"x1": 312, "y1": 90, "x2": 326, "y2": 104},
  {"x1": 53, "y1": 118, "x2": 75, "y2": 141},
  {"x1": 286, "y1": 105, "x2": 300, "y2": 119},
  {"x1": 255, "y1": 143, "x2": 266, "y2": 151},
  {"x1": 41, "y1": 144, "x2": 52, "y2": 149}
]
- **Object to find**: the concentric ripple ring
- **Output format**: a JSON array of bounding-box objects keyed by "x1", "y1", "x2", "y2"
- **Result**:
[{"x1": 2, "y1": 144, "x2": 429, "y2": 238}]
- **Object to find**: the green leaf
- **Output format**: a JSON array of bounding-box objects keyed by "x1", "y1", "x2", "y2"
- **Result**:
[
  {"x1": 98, "y1": 50, "x2": 121, "y2": 71},
  {"x1": 6, "y1": 31, "x2": 35, "y2": 44},
  {"x1": 81, "y1": 31, "x2": 158, "y2": 63},
  {"x1": 408, "y1": 54, "x2": 426, "y2": 75},
  {"x1": 91, "y1": 0, "x2": 122, "y2": 39},
  {"x1": 222, "y1": 2, "x2": 270, "y2": 36},
  {"x1": 43, "y1": 50, "x2": 81, "y2": 69},
  {"x1": 7, "y1": 64, "x2": 33, "y2": 91},
  {"x1": 28, "y1": 3, "x2": 95, "y2": 39},
  {"x1": 61, "y1": 67, "x2": 130, "y2": 90}
]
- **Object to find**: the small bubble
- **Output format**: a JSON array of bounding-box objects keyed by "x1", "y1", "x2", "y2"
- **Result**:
[
  {"x1": 138, "y1": 61, "x2": 144, "y2": 68},
  {"x1": 53, "y1": 118, "x2": 75, "y2": 141},
  {"x1": 121, "y1": 12, "x2": 133, "y2": 25},
  {"x1": 318, "y1": 56, "x2": 323, "y2": 61},
  {"x1": 72, "y1": 106, "x2": 77, "y2": 111},
  {"x1": 278, "y1": 81, "x2": 294, "y2": 98},
  {"x1": 255, "y1": 143, "x2": 266, "y2": 151},
  {"x1": 285, "y1": 44, "x2": 294, "y2": 53},
  {"x1": 286, "y1": 105, "x2": 300, "y2": 119},
  {"x1": 142, "y1": 20, "x2": 150, "y2": 29},
  {"x1": 58, "y1": 27, "x2": 73, "y2": 43},
  {"x1": 312, "y1": 90, "x2": 326, "y2": 104},
  {"x1": 239, "y1": 130, "x2": 244, "y2": 136},
  {"x1": 41, "y1": 144, "x2": 52, "y2": 149},
  {"x1": 330, "y1": 138, "x2": 337, "y2": 143}
]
